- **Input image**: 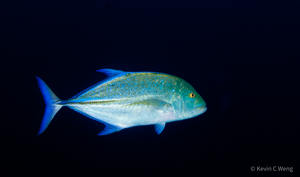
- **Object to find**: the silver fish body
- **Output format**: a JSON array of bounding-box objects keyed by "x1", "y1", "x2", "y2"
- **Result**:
[{"x1": 36, "y1": 69, "x2": 207, "y2": 135}]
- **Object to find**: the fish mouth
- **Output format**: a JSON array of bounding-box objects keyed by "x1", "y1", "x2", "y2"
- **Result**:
[{"x1": 195, "y1": 105, "x2": 207, "y2": 114}]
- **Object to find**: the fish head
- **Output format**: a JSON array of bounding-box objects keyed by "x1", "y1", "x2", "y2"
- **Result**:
[{"x1": 172, "y1": 78, "x2": 207, "y2": 120}]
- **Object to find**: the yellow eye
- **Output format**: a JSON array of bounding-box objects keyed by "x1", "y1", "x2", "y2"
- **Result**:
[{"x1": 189, "y1": 92, "x2": 196, "y2": 98}]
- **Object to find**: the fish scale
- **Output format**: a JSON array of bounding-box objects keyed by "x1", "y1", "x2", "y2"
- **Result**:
[{"x1": 70, "y1": 73, "x2": 175, "y2": 104}]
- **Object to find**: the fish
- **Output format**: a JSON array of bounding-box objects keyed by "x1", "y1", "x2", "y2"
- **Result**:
[{"x1": 36, "y1": 69, "x2": 207, "y2": 135}]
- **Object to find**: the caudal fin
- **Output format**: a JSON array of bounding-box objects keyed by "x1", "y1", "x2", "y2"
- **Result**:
[{"x1": 36, "y1": 77, "x2": 63, "y2": 135}]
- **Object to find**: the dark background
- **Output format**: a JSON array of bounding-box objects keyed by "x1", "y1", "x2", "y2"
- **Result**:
[{"x1": 1, "y1": 0, "x2": 299, "y2": 175}]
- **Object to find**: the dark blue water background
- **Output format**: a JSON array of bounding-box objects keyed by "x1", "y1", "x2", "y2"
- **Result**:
[{"x1": 1, "y1": 0, "x2": 299, "y2": 175}]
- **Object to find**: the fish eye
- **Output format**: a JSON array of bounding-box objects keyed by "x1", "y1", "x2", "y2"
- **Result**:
[{"x1": 189, "y1": 92, "x2": 196, "y2": 98}]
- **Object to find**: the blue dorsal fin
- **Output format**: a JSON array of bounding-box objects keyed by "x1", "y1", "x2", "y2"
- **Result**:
[
  {"x1": 154, "y1": 122, "x2": 166, "y2": 135},
  {"x1": 97, "y1": 69, "x2": 124, "y2": 77}
]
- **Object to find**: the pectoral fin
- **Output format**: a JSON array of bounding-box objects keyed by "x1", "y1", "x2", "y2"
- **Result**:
[
  {"x1": 124, "y1": 99, "x2": 171, "y2": 108},
  {"x1": 154, "y1": 123, "x2": 166, "y2": 134}
]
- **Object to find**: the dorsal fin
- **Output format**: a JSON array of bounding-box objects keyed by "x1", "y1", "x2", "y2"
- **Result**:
[{"x1": 97, "y1": 69, "x2": 124, "y2": 77}]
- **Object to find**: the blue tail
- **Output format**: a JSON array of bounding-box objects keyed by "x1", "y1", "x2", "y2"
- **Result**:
[{"x1": 36, "y1": 77, "x2": 63, "y2": 135}]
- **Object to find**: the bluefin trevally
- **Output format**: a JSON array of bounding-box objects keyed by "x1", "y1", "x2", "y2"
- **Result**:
[{"x1": 36, "y1": 69, "x2": 207, "y2": 135}]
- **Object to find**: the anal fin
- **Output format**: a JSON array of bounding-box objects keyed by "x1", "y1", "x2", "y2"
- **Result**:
[{"x1": 98, "y1": 123, "x2": 123, "y2": 135}]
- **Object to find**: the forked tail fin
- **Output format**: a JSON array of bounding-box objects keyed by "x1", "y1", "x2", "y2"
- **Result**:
[{"x1": 36, "y1": 77, "x2": 63, "y2": 135}]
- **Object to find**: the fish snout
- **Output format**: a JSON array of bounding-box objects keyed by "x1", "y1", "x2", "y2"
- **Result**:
[{"x1": 195, "y1": 105, "x2": 207, "y2": 115}]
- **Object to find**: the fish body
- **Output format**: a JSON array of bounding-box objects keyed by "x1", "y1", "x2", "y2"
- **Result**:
[{"x1": 36, "y1": 69, "x2": 207, "y2": 135}]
